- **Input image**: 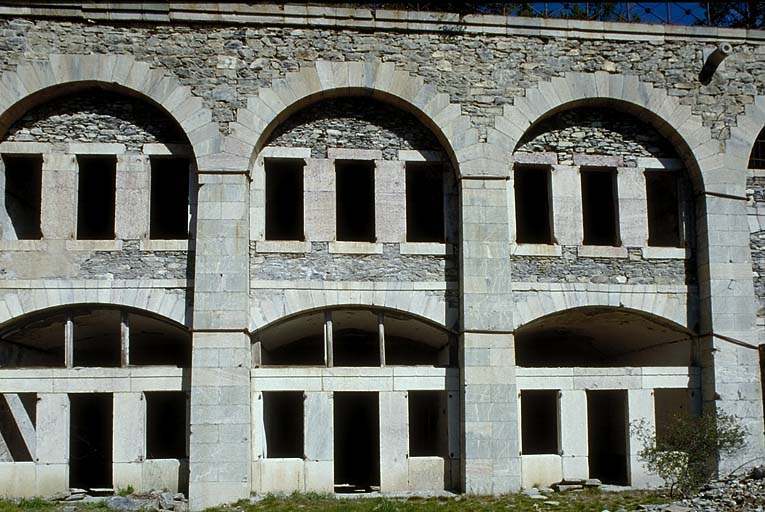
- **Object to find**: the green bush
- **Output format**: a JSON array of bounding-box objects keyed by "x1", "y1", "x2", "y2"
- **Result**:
[{"x1": 633, "y1": 408, "x2": 747, "y2": 496}]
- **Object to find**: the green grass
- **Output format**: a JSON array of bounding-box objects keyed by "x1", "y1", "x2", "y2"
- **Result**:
[{"x1": 0, "y1": 490, "x2": 670, "y2": 512}]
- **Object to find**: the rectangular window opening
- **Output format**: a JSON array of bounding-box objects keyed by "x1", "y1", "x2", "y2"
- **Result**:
[
  {"x1": 2, "y1": 154, "x2": 42, "y2": 240},
  {"x1": 0, "y1": 392, "x2": 37, "y2": 462},
  {"x1": 265, "y1": 158, "x2": 304, "y2": 241},
  {"x1": 406, "y1": 162, "x2": 445, "y2": 243},
  {"x1": 408, "y1": 390, "x2": 447, "y2": 457},
  {"x1": 263, "y1": 391, "x2": 304, "y2": 458},
  {"x1": 333, "y1": 310, "x2": 379, "y2": 367},
  {"x1": 514, "y1": 166, "x2": 553, "y2": 244},
  {"x1": 581, "y1": 167, "x2": 619, "y2": 246},
  {"x1": 336, "y1": 160, "x2": 375, "y2": 242},
  {"x1": 150, "y1": 157, "x2": 190, "y2": 240},
  {"x1": 646, "y1": 171, "x2": 681, "y2": 247},
  {"x1": 334, "y1": 392, "x2": 380, "y2": 492},
  {"x1": 72, "y1": 309, "x2": 121, "y2": 368},
  {"x1": 146, "y1": 391, "x2": 188, "y2": 459},
  {"x1": 520, "y1": 390, "x2": 559, "y2": 455},
  {"x1": 77, "y1": 155, "x2": 116, "y2": 240},
  {"x1": 587, "y1": 390, "x2": 629, "y2": 485},
  {"x1": 69, "y1": 393, "x2": 113, "y2": 490}
]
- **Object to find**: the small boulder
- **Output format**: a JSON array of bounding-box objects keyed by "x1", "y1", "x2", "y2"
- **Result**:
[
  {"x1": 105, "y1": 496, "x2": 144, "y2": 511},
  {"x1": 750, "y1": 465, "x2": 765, "y2": 480}
]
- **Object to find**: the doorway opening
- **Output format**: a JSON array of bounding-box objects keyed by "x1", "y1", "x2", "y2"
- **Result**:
[
  {"x1": 333, "y1": 392, "x2": 379, "y2": 493},
  {"x1": 69, "y1": 393, "x2": 113, "y2": 491},
  {"x1": 587, "y1": 390, "x2": 628, "y2": 485}
]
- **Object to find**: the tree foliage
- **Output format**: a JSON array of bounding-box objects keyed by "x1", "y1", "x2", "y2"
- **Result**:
[
  {"x1": 703, "y1": 1, "x2": 765, "y2": 29},
  {"x1": 633, "y1": 409, "x2": 747, "y2": 497}
]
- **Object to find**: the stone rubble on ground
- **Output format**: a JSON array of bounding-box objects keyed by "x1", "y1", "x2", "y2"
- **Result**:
[{"x1": 49, "y1": 489, "x2": 188, "y2": 511}]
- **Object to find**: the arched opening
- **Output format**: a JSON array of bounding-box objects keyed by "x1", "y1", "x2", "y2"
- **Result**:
[
  {"x1": 0, "y1": 305, "x2": 191, "y2": 368},
  {"x1": 253, "y1": 307, "x2": 452, "y2": 368}
]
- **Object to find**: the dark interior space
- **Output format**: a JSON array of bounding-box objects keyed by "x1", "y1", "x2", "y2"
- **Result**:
[
  {"x1": 69, "y1": 393, "x2": 113, "y2": 490},
  {"x1": 0, "y1": 393, "x2": 36, "y2": 461},
  {"x1": 334, "y1": 392, "x2": 380, "y2": 492},
  {"x1": 145, "y1": 391, "x2": 187, "y2": 459},
  {"x1": 334, "y1": 330, "x2": 379, "y2": 367},
  {"x1": 2, "y1": 154, "x2": 42, "y2": 240},
  {"x1": 520, "y1": 389, "x2": 559, "y2": 455},
  {"x1": 76, "y1": 155, "x2": 116, "y2": 240},
  {"x1": 406, "y1": 162, "x2": 445, "y2": 243},
  {"x1": 265, "y1": 158, "x2": 304, "y2": 241},
  {"x1": 408, "y1": 390, "x2": 447, "y2": 457},
  {"x1": 581, "y1": 168, "x2": 618, "y2": 246},
  {"x1": 72, "y1": 309, "x2": 121, "y2": 368},
  {"x1": 129, "y1": 313, "x2": 191, "y2": 367},
  {"x1": 261, "y1": 336, "x2": 325, "y2": 366},
  {"x1": 263, "y1": 391, "x2": 304, "y2": 458},
  {"x1": 514, "y1": 166, "x2": 553, "y2": 244},
  {"x1": 587, "y1": 390, "x2": 629, "y2": 485},
  {"x1": 0, "y1": 312, "x2": 66, "y2": 368},
  {"x1": 256, "y1": 311, "x2": 326, "y2": 367},
  {"x1": 385, "y1": 336, "x2": 441, "y2": 366},
  {"x1": 150, "y1": 157, "x2": 189, "y2": 240},
  {"x1": 645, "y1": 171, "x2": 681, "y2": 247},
  {"x1": 336, "y1": 160, "x2": 375, "y2": 242}
]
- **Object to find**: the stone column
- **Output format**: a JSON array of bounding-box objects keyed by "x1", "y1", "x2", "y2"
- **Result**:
[
  {"x1": 460, "y1": 176, "x2": 519, "y2": 493},
  {"x1": 115, "y1": 154, "x2": 149, "y2": 240},
  {"x1": 112, "y1": 393, "x2": 146, "y2": 492},
  {"x1": 41, "y1": 154, "x2": 77, "y2": 240},
  {"x1": 375, "y1": 160, "x2": 405, "y2": 242},
  {"x1": 304, "y1": 392, "x2": 333, "y2": 492},
  {"x1": 559, "y1": 390, "x2": 588, "y2": 481},
  {"x1": 35, "y1": 394, "x2": 69, "y2": 496},
  {"x1": 550, "y1": 165, "x2": 583, "y2": 246},
  {"x1": 188, "y1": 171, "x2": 251, "y2": 510},
  {"x1": 304, "y1": 159, "x2": 334, "y2": 241},
  {"x1": 379, "y1": 391, "x2": 408, "y2": 492},
  {"x1": 617, "y1": 167, "x2": 648, "y2": 247},
  {"x1": 698, "y1": 194, "x2": 765, "y2": 472},
  {"x1": 627, "y1": 389, "x2": 660, "y2": 487}
]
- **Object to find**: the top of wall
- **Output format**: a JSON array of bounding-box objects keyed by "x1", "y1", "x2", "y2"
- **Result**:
[{"x1": 1, "y1": 2, "x2": 764, "y2": 43}]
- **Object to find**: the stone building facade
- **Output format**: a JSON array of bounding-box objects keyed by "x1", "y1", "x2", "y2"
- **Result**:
[{"x1": 0, "y1": 3, "x2": 763, "y2": 510}]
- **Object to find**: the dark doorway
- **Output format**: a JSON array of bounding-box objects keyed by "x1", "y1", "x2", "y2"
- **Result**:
[
  {"x1": 69, "y1": 393, "x2": 113, "y2": 490},
  {"x1": 76, "y1": 156, "x2": 116, "y2": 240},
  {"x1": 587, "y1": 390, "x2": 628, "y2": 485},
  {"x1": 333, "y1": 392, "x2": 380, "y2": 492}
]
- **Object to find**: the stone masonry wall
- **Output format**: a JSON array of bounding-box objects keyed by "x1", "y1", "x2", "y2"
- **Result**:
[
  {"x1": 748, "y1": 176, "x2": 765, "y2": 318},
  {"x1": 1, "y1": 17, "x2": 763, "y2": 141}
]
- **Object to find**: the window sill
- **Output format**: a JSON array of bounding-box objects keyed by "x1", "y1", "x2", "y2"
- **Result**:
[
  {"x1": 329, "y1": 241, "x2": 383, "y2": 254},
  {"x1": 0, "y1": 240, "x2": 45, "y2": 251},
  {"x1": 641, "y1": 246, "x2": 690, "y2": 260},
  {"x1": 66, "y1": 240, "x2": 123, "y2": 251},
  {"x1": 511, "y1": 243, "x2": 561, "y2": 257},
  {"x1": 255, "y1": 240, "x2": 311, "y2": 253},
  {"x1": 140, "y1": 239, "x2": 189, "y2": 251},
  {"x1": 577, "y1": 245, "x2": 628, "y2": 258},
  {"x1": 400, "y1": 242, "x2": 452, "y2": 256}
]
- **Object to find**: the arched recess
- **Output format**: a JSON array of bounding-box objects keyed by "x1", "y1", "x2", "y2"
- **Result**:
[
  {"x1": 728, "y1": 94, "x2": 765, "y2": 185},
  {"x1": 252, "y1": 305, "x2": 454, "y2": 367},
  {"x1": 231, "y1": 60, "x2": 498, "y2": 176},
  {"x1": 0, "y1": 304, "x2": 190, "y2": 368},
  {"x1": 515, "y1": 306, "x2": 695, "y2": 367},
  {"x1": 493, "y1": 71, "x2": 721, "y2": 194},
  {"x1": 0, "y1": 54, "x2": 222, "y2": 169}
]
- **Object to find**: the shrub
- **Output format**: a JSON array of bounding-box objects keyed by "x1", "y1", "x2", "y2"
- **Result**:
[{"x1": 633, "y1": 408, "x2": 747, "y2": 496}]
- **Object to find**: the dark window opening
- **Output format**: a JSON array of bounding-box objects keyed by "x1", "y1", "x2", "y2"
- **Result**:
[
  {"x1": 0, "y1": 393, "x2": 36, "y2": 462},
  {"x1": 334, "y1": 392, "x2": 379, "y2": 492},
  {"x1": 646, "y1": 171, "x2": 681, "y2": 247},
  {"x1": 261, "y1": 337, "x2": 324, "y2": 366},
  {"x1": 150, "y1": 157, "x2": 189, "y2": 240},
  {"x1": 750, "y1": 132, "x2": 765, "y2": 169},
  {"x1": 385, "y1": 337, "x2": 442, "y2": 366},
  {"x1": 129, "y1": 314, "x2": 191, "y2": 367},
  {"x1": 336, "y1": 160, "x2": 375, "y2": 242},
  {"x1": 2, "y1": 154, "x2": 42, "y2": 240},
  {"x1": 514, "y1": 166, "x2": 553, "y2": 244},
  {"x1": 73, "y1": 309, "x2": 121, "y2": 368},
  {"x1": 0, "y1": 313, "x2": 65, "y2": 369},
  {"x1": 69, "y1": 393, "x2": 113, "y2": 490},
  {"x1": 333, "y1": 310, "x2": 379, "y2": 367},
  {"x1": 266, "y1": 158, "x2": 304, "y2": 241},
  {"x1": 77, "y1": 156, "x2": 116, "y2": 240},
  {"x1": 406, "y1": 162, "x2": 444, "y2": 243},
  {"x1": 521, "y1": 390, "x2": 559, "y2": 455},
  {"x1": 263, "y1": 391, "x2": 304, "y2": 458},
  {"x1": 408, "y1": 391, "x2": 447, "y2": 457},
  {"x1": 581, "y1": 168, "x2": 619, "y2": 246},
  {"x1": 587, "y1": 390, "x2": 628, "y2": 485},
  {"x1": 146, "y1": 391, "x2": 187, "y2": 459},
  {"x1": 654, "y1": 388, "x2": 692, "y2": 445}
]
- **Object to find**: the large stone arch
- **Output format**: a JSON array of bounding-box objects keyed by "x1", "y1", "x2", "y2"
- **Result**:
[
  {"x1": 0, "y1": 53, "x2": 224, "y2": 171},
  {"x1": 492, "y1": 71, "x2": 724, "y2": 195},
  {"x1": 728, "y1": 94, "x2": 765, "y2": 178},
  {"x1": 231, "y1": 60, "x2": 495, "y2": 177}
]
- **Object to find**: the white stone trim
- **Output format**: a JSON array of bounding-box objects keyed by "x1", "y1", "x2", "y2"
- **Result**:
[
  {"x1": 258, "y1": 146, "x2": 312, "y2": 159},
  {"x1": 512, "y1": 151, "x2": 558, "y2": 165},
  {"x1": 0, "y1": 367, "x2": 186, "y2": 393},
  {"x1": 0, "y1": 240, "x2": 45, "y2": 251},
  {"x1": 397, "y1": 149, "x2": 446, "y2": 162},
  {"x1": 516, "y1": 366, "x2": 700, "y2": 390},
  {"x1": 0, "y1": 142, "x2": 51, "y2": 154},
  {"x1": 636, "y1": 157, "x2": 684, "y2": 170},
  {"x1": 254, "y1": 240, "x2": 311, "y2": 253},
  {"x1": 65, "y1": 240, "x2": 123, "y2": 251},
  {"x1": 140, "y1": 239, "x2": 190, "y2": 251},
  {"x1": 573, "y1": 154, "x2": 624, "y2": 167},
  {"x1": 142, "y1": 143, "x2": 194, "y2": 156},
  {"x1": 250, "y1": 280, "x2": 455, "y2": 290},
  {"x1": 641, "y1": 246, "x2": 691, "y2": 259},
  {"x1": 511, "y1": 243, "x2": 561, "y2": 257},
  {"x1": 252, "y1": 366, "x2": 459, "y2": 392},
  {"x1": 577, "y1": 245, "x2": 628, "y2": 258},
  {"x1": 328, "y1": 241, "x2": 383, "y2": 254},
  {"x1": 66, "y1": 143, "x2": 126, "y2": 155},
  {"x1": 327, "y1": 148, "x2": 382, "y2": 161},
  {"x1": 399, "y1": 242, "x2": 452, "y2": 255}
]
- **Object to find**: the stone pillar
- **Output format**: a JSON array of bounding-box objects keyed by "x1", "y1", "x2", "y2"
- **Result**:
[
  {"x1": 627, "y1": 389, "x2": 660, "y2": 487},
  {"x1": 559, "y1": 390, "x2": 588, "y2": 481},
  {"x1": 115, "y1": 154, "x2": 149, "y2": 240},
  {"x1": 617, "y1": 167, "x2": 648, "y2": 247},
  {"x1": 189, "y1": 171, "x2": 251, "y2": 510},
  {"x1": 35, "y1": 394, "x2": 69, "y2": 496},
  {"x1": 375, "y1": 160, "x2": 405, "y2": 242},
  {"x1": 550, "y1": 165, "x2": 583, "y2": 245},
  {"x1": 304, "y1": 392, "x2": 333, "y2": 492},
  {"x1": 698, "y1": 194, "x2": 765, "y2": 472},
  {"x1": 304, "y1": 159, "x2": 334, "y2": 241},
  {"x1": 460, "y1": 176, "x2": 519, "y2": 493},
  {"x1": 112, "y1": 393, "x2": 146, "y2": 492},
  {"x1": 41, "y1": 153, "x2": 77, "y2": 240},
  {"x1": 379, "y1": 391, "x2": 408, "y2": 492}
]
